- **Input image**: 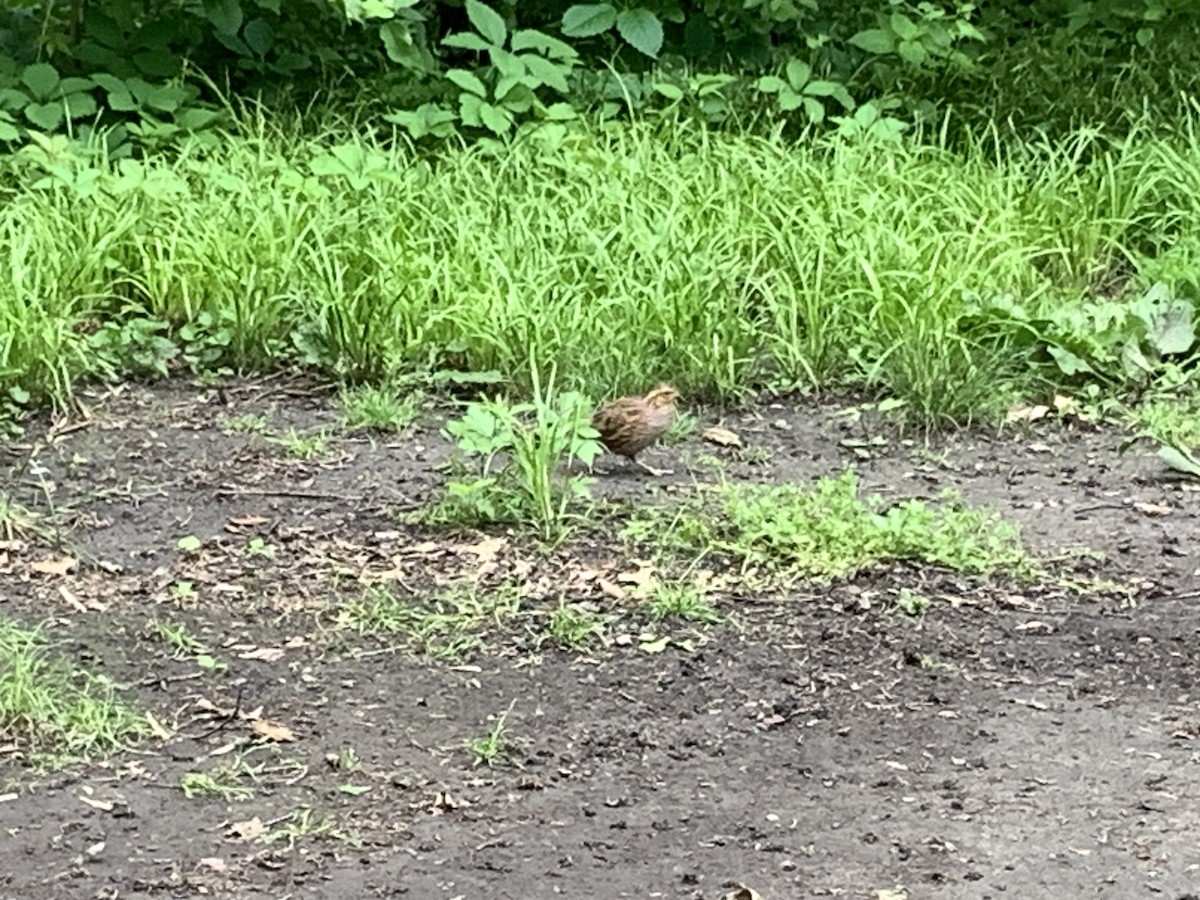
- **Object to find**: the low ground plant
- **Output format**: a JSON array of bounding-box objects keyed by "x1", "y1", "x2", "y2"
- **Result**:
[
  {"x1": 624, "y1": 470, "x2": 1029, "y2": 580},
  {"x1": 0, "y1": 618, "x2": 148, "y2": 767},
  {"x1": 422, "y1": 367, "x2": 601, "y2": 542}
]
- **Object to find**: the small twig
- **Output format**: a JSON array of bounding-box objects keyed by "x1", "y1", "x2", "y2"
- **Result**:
[
  {"x1": 1074, "y1": 503, "x2": 1130, "y2": 516},
  {"x1": 193, "y1": 684, "x2": 246, "y2": 742},
  {"x1": 137, "y1": 671, "x2": 206, "y2": 688},
  {"x1": 215, "y1": 487, "x2": 365, "y2": 502}
]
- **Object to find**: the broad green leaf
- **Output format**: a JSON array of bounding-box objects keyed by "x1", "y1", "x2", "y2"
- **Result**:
[
  {"x1": 1046, "y1": 344, "x2": 1093, "y2": 376},
  {"x1": 243, "y1": 18, "x2": 274, "y2": 55},
  {"x1": 203, "y1": 0, "x2": 244, "y2": 34},
  {"x1": 802, "y1": 79, "x2": 842, "y2": 97},
  {"x1": 898, "y1": 39, "x2": 927, "y2": 65},
  {"x1": 20, "y1": 63, "x2": 60, "y2": 101},
  {"x1": 654, "y1": 82, "x2": 684, "y2": 100},
  {"x1": 458, "y1": 92, "x2": 484, "y2": 127},
  {"x1": 133, "y1": 48, "x2": 183, "y2": 79},
  {"x1": 64, "y1": 91, "x2": 98, "y2": 120},
  {"x1": 616, "y1": 9, "x2": 663, "y2": 58},
  {"x1": 214, "y1": 29, "x2": 252, "y2": 56},
  {"x1": 478, "y1": 101, "x2": 512, "y2": 135},
  {"x1": 778, "y1": 87, "x2": 803, "y2": 111},
  {"x1": 511, "y1": 29, "x2": 577, "y2": 59},
  {"x1": 803, "y1": 96, "x2": 825, "y2": 122},
  {"x1": 443, "y1": 32, "x2": 492, "y2": 51},
  {"x1": 145, "y1": 84, "x2": 187, "y2": 112},
  {"x1": 380, "y1": 21, "x2": 434, "y2": 71},
  {"x1": 755, "y1": 75, "x2": 786, "y2": 93},
  {"x1": 494, "y1": 73, "x2": 523, "y2": 101},
  {"x1": 522, "y1": 54, "x2": 570, "y2": 92},
  {"x1": 177, "y1": 107, "x2": 223, "y2": 130},
  {"x1": 561, "y1": 3, "x2": 617, "y2": 38},
  {"x1": 1158, "y1": 445, "x2": 1200, "y2": 478},
  {"x1": 0, "y1": 87, "x2": 30, "y2": 111},
  {"x1": 384, "y1": 102, "x2": 458, "y2": 139},
  {"x1": 59, "y1": 77, "x2": 94, "y2": 95},
  {"x1": 488, "y1": 46, "x2": 524, "y2": 78},
  {"x1": 849, "y1": 28, "x2": 895, "y2": 54},
  {"x1": 466, "y1": 0, "x2": 507, "y2": 47},
  {"x1": 446, "y1": 68, "x2": 488, "y2": 97},
  {"x1": 785, "y1": 59, "x2": 810, "y2": 89},
  {"x1": 92, "y1": 74, "x2": 137, "y2": 111},
  {"x1": 24, "y1": 101, "x2": 63, "y2": 131},
  {"x1": 543, "y1": 101, "x2": 577, "y2": 120},
  {"x1": 890, "y1": 12, "x2": 920, "y2": 41},
  {"x1": 0, "y1": 113, "x2": 19, "y2": 142}
]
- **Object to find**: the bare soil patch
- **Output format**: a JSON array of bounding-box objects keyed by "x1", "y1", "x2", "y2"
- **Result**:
[{"x1": 2, "y1": 381, "x2": 1199, "y2": 900}]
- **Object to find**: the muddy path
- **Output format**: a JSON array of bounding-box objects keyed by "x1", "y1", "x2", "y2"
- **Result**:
[{"x1": 1, "y1": 381, "x2": 1198, "y2": 899}]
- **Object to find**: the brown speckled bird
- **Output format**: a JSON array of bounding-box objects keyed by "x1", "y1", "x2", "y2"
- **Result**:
[{"x1": 591, "y1": 383, "x2": 680, "y2": 476}]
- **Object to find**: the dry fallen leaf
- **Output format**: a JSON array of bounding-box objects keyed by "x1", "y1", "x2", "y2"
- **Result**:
[
  {"x1": 1134, "y1": 501, "x2": 1172, "y2": 517},
  {"x1": 144, "y1": 712, "x2": 173, "y2": 740},
  {"x1": 238, "y1": 646, "x2": 286, "y2": 662},
  {"x1": 616, "y1": 565, "x2": 657, "y2": 593},
  {"x1": 455, "y1": 536, "x2": 507, "y2": 563},
  {"x1": 722, "y1": 886, "x2": 763, "y2": 900},
  {"x1": 28, "y1": 556, "x2": 77, "y2": 577},
  {"x1": 250, "y1": 719, "x2": 296, "y2": 743},
  {"x1": 197, "y1": 857, "x2": 228, "y2": 873},
  {"x1": 225, "y1": 515, "x2": 272, "y2": 531},
  {"x1": 79, "y1": 795, "x2": 114, "y2": 812},
  {"x1": 702, "y1": 425, "x2": 743, "y2": 447},
  {"x1": 874, "y1": 889, "x2": 908, "y2": 900},
  {"x1": 1006, "y1": 403, "x2": 1049, "y2": 423},
  {"x1": 227, "y1": 817, "x2": 267, "y2": 841},
  {"x1": 598, "y1": 578, "x2": 629, "y2": 602},
  {"x1": 1053, "y1": 394, "x2": 1078, "y2": 414}
]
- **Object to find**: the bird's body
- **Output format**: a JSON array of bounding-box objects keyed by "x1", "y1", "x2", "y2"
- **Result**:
[{"x1": 591, "y1": 383, "x2": 679, "y2": 475}]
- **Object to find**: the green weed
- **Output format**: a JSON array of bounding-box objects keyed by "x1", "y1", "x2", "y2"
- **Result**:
[
  {"x1": 546, "y1": 602, "x2": 608, "y2": 650},
  {"x1": 892, "y1": 588, "x2": 932, "y2": 618},
  {"x1": 647, "y1": 580, "x2": 722, "y2": 624},
  {"x1": 625, "y1": 470, "x2": 1028, "y2": 580},
  {"x1": 0, "y1": 619, "x2": 148, "y2": 766},
  {"x1": 220, "y1": 412, "x2": 270, "y2": 434},
  {"x1": 467, "y1": 704, "x2": 515, "y2": 768},
  {"x1": 180, "y1": 766, "x2": 255, "y2": 800},
  {"x1": 429, "y1": 366, "x2": 601, "y2": 543},
  {"x1": 336, "y1": 581, "x2": 519, "y2": 661},
  {"x1": 339, "y1": 383, "x2": 421, "y2": 432},
  {"x1": 267, "y1": 427, "x2": 332, "y2": 460}
]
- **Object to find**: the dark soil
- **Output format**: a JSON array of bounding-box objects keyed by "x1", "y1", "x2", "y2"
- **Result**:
[{"x1": 3, "y1": 380, "x2": 1200, "y2": 900}]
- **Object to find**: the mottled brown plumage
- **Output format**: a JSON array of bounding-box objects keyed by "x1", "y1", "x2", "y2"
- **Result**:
[{"x1": 591, "y1": 383, "x2": 679, "y2": 475}]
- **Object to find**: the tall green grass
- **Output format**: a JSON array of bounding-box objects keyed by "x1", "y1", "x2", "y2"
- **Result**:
[{"x1": 2, "y1": 112, "x2": 1199, "y2": 424}]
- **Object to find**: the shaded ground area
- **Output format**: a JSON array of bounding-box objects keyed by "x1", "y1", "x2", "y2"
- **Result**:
[{"x1": 2, "y1": 381, "x2": 1200, "y2": 899}]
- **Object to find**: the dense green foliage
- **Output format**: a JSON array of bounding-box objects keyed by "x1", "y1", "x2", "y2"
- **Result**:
[{"x1": 3, "y1": 0, "x2": 1198, "y2": 152}]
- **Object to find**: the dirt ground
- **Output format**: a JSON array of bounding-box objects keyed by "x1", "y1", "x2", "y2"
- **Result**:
[{"x1": 2, "y1": 380, "x2": 1200, "y2": 900}]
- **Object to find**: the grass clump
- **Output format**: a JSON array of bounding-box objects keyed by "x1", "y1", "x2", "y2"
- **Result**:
[
  {"x1": 0, "y1": 618, "x2": 148, "y2": 767},
  {"x1": 335, "y1": 581, "x2": 520, "y2": 662},
  {"x1": 339, "y1": 383, "x2": 422, "y2": 432},
  {"x1": 626, "y1": 470, "x2": 1027, "y2": 580}
]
